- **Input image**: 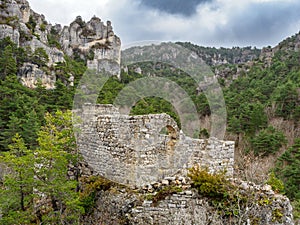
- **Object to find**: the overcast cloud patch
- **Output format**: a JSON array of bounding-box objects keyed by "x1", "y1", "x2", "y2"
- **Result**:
[
  {"x1": 139, "y1": 0, "x2": 213, "y2": 16},
  {"x1": 217, "y1": 1, "x2": 300, "y2": 46}
]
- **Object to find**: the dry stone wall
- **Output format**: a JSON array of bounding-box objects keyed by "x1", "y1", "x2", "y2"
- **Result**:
[{"x1": 77, "y1": 104, "x2": 234, "y2": 187}]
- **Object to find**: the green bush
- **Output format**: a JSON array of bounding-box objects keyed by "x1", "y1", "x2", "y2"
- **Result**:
[
  {"x1": 291, "y1": 200, "x2": 300, "y2": 221},
  {"x1": 40, "y1": 23, "x2": 46, "y2": 32},
  {"x1": 31, "y1": 47, "x2": 49, "y2": 67},
  {"x1": 188, "y1": 166, "x2": 230, "y2": 199},
  {"x1": 275, "y1": 138, "x2": 300, "y2": 200},
  {"x1": 79, "y1": 176, "x2": 113, "y2": 213},
  {"x1": 47, "y1": 34, "x2": 61, "y2": 49},
  {"x1": 26, "y1": 15, "x2": 36, "y2": 33},
  {"x1": 266, "y1": 171, "x2": 284, "y2": 193}
]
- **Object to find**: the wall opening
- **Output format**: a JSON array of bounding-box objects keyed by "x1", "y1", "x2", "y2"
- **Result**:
[{"x1": 160, "y1": 125, "x2": 178, "y2": 151}]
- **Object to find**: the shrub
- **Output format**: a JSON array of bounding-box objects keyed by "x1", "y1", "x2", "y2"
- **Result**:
[
  {"x1": 188, "y1": 166, "x2": 230, "y2": 199},
  {"x1": 275, "y1": 138, "x2": 300, "y2": 200},
  {"x1": 266, "y1": 171, "x2": 284, "y2": 193},
  {"x1": 79, "y1": 176, "x2": 113, "y2": 213},
  {"x1": 40, "y1": 23, "x2": 46, "y2": 32},
  {"x1": 26, "y1": 15, "x2": 36, "y2": 33}
]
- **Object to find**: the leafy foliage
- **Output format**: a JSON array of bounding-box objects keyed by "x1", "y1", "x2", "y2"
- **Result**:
[
  {"x1": 31, "y1": 47, "x2": 49, "y2": 67},
  {"x1": 0, "y1": 45, "x2": 17, "y2": 79},
  {"x1": 0, "y1": 75, "x2": 44, "y2": 150},
  {"x1": 148, "y1": 186, "x2": 183, "y2": 206},
  {"x1": 0, "y1": 111, "x2": 83, "y2": 224},
  {"x1": 275, "y1": 139, "x2": 300, "y2": 219},
  {"x1": 26, "y1": 15, "x2": 37, "y2": 33},
  {"x1": 266, "y1": 171, "x2": 284, "y2": 193},
  {"x1": 78, "y1": 176, "x2": 114, "y2": 213},
  {"x1": 187, "y1": 166, "x2": 264, "y2": 220},
  {"x1": 0, "y1": 134, "x2": 35, "y2": 224},
  {"x1": 47, "y1": 27, "x2": 61, "y2": 49}
]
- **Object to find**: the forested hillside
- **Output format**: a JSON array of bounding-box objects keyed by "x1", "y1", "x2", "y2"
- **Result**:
[{"x1": 95, "y1": 33, "x2": 300, "y2": 221}]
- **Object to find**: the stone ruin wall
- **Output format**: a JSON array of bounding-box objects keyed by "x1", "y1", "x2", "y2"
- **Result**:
[{"x1": 77, "y1": 104, "x2": 234, "y2": 187}]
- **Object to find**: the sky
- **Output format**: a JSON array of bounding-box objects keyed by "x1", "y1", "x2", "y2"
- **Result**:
[{"x1": 28, "y1": 0, "x2": 300, "y2": 48}]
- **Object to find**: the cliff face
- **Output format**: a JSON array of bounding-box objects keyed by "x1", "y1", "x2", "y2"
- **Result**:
[
  {"x1": 177, "y1": 42, "x2": 261, "y2": 66},
  {"x1": 60, "y1": 16, "x2": 121, "y2": 77},
  {"x1": 0, "y1": 0, "x2": 121, "y2": 88}
]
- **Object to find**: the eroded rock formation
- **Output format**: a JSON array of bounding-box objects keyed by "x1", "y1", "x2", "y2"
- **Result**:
[
  {"x1": 0, "y1": 0, "x2": 121, "y2": 88},
  {"x1": 60, "y1": 16, "x2": 121, "y2": 77}
]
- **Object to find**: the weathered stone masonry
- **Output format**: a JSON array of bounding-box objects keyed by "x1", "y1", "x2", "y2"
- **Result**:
[
  {"x1": 76, "y1": 104, "x2": 234, "y2": 187},
  {"x1": 77, "y1": 105, "x2": 295, "y2": 224}
]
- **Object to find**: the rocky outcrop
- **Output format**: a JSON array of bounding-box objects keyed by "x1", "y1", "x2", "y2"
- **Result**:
[
  {"x1": 0, "y1": 0, "x2": 30, "y2": 24},
  {"x1": 129, "y1": 181, "x2": 294, "y2": 225},
  {"x1": 260, "y1": 32, "x2": 300, "y2": 67},
  {"x1": 177, "y1": 42, "x2": 261, "y2": 66},
  {"x1": 23, "y1": 37, "x2": 64, "y2": 66},
  {"x1": 0, "y1": 0, "x2": 63, "y2": 88},
  {"x1": 0, "y1": 0, "x2": 121, "y2": 88},
  {"x1": 18, "y1": 63, "x2": 55, "y2": 89},
  {"x1": 80, "y1": 173, "x2": 295, "y2": 225},
  {"x1": 0, "y1": 24, "x2": 20, "y2": 45},
  {"x1": 60, "y1": 16, "x2": 121, "y2": 76}
]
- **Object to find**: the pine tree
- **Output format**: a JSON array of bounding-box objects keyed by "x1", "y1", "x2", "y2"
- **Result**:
[
  {"x1": 0, "y1": 45, "x2": 17, "y2": 79},
  {"x1": 0, "y1": 75, "x2": 44, "y2": 150}
]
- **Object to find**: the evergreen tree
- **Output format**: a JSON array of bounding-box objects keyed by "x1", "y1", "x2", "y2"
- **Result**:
[
  {"x1": 0, "y1": 75, "x2": 44, "y2": 150},
  {"x1": 0, "y1": 111, "x2": 83, "y2": 224},
  {"x1": 0, "y1": 45, "x2": 17, "y2": 79},
  {"x1": 34, "y1": 110, "x2": 82, "y2": 224},
  {"x1": 31, "y1": 47, "x2": 49, "y2": 67},
  {"x1": 275, "y1": 139, "x2": 300, "y2": 200},
  {"x1": 0, "y1": 134, "x2": 35, "y2": 224}
]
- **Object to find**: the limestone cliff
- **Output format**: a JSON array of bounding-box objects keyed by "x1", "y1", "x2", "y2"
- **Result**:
[
  {"x1": 177, "y1": 42, "x2": 261, "y2": 66},
  {"x1": 0, "y1": 0, "x2": 121, "y2": 88},
  {"x1": 60, "y1": 16, "x2": 121, "y2": 77}
]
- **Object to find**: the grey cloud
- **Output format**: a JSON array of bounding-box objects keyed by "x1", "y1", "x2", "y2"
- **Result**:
[
  {"x1": 133, "y1": 0, "x2": 300, "y2": 47},
  {"x1": 214, "y1": 1, "x2": 300, "y2": 47},
  {"x1": 139, "y1": 0, "x2": 213, "y2": 16}
]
